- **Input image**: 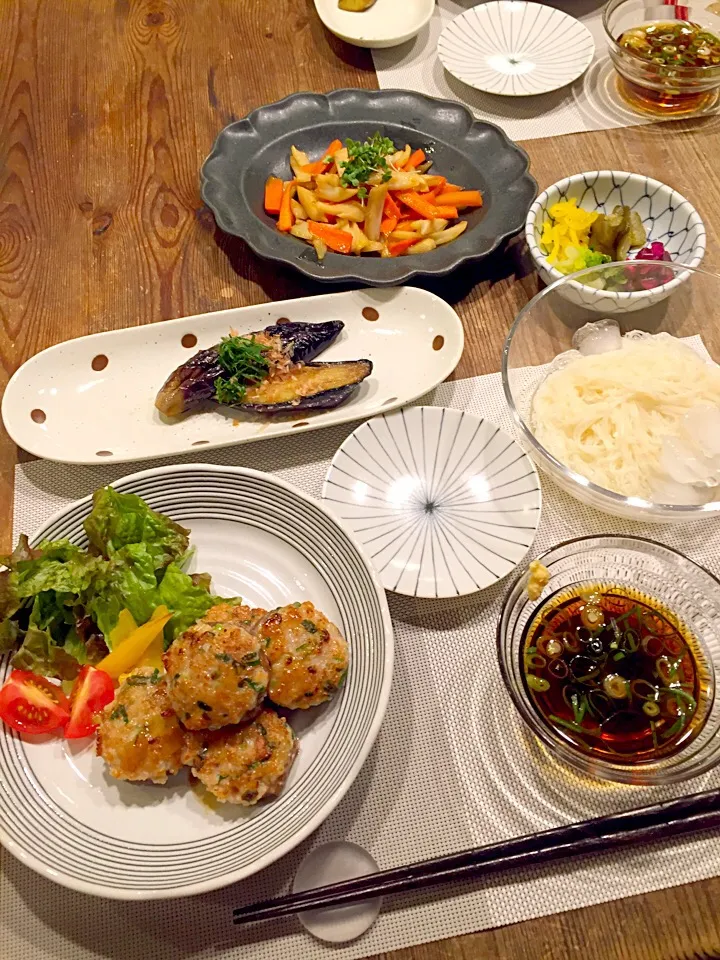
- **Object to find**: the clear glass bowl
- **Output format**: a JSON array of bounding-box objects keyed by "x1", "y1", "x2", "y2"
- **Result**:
[
  {"x1": 497, "y1": 536, "x2": 720, "y2": 786},
  {"x1": 502, "y1": 261, "x2": 720, "y2": 522},
  {"x1": 604, "y1": 0, "x2": 720, "y2": 117}
]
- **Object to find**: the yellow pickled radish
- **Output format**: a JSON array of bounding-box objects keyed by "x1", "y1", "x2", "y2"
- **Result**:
[{"x1": 540, "y1": 198, "x2": 598, "y2": 268}]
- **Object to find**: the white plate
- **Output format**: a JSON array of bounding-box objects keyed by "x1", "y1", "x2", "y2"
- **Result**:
[
  {"x1": 438, "y1": 2, "x2": 595, "y2": 97},
  {"x1": 2, "y1": 287, "x2": 463, "y2": 465},
  {"x1": 321, "y1": 406, "x2": 542, "y2": 598},
  {"x1": 0, "y1": 464, "x2": 393, "y2": 899},
  {"x1": 314, "y1": 0, "x2": 434, "y2": 48}
]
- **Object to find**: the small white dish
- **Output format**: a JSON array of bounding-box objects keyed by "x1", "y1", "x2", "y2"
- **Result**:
[
  {"x1": 525, "y1": 171, "x2": 706, "y2": 313},
  {"x1": 293, "y1": 841, "x2": 381, "y2": 943},
  {"x1": 322, "y1": 406, "x2": 542, "y2": 598},
  {"x1": 438, "y1": 2, "x2": 595, "y2": 97},
  {"x1": 2, "y1": 287, "x2": 463, "y2": 465},
  {"x1": 314, "y1": 0, "x2": 434, "y2": 49}
]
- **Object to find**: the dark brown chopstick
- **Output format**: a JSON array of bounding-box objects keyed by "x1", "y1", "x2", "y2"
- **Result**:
[{"x1": 233, "y1": 787, "x2": 720, "y2": 924}]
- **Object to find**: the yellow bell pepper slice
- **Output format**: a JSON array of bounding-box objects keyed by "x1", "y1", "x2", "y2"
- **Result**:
[
  {"x1": 135, "y1": 631, "x2": 166, "y2": 673},
  {"x1": 98, "y1": 606, "x2": 172, "y2": 680},
  {"x1": 107, "y1": 609, "x2": 138, "y2": 650}
]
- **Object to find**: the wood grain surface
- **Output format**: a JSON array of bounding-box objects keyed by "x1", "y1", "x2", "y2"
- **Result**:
[{"x1": 2, "y1": 1, "x2": 720, "y2": 957}]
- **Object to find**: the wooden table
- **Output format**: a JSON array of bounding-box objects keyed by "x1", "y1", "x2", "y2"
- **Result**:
[{"x1": 2, "y1": 1, "x2": 720, "y2": 957}]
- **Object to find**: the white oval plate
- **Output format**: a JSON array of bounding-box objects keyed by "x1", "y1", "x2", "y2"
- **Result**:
[
  {"x1": 322, "y1": 406, "x2": 542, "y2": 598},
  {"x1": 2, "y1": 287, "x2": 463, "y2": 465},
  {"x1": 314, "y1": 0, "x2": 434, "y2": 48},
  {"x1": 438, "y1": 2, "x2": 594, "y2": 97},
  {"x1": 0, "y1": 464, "x2": 393, "y2": 900}
]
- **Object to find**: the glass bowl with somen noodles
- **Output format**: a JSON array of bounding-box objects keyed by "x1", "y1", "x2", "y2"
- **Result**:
[
  {"x1": 498, "y1": 536, "x2": 720, "y2": 785},
  {"x1": 502, "y1": 262, "x2": 720, "y2": 522}
]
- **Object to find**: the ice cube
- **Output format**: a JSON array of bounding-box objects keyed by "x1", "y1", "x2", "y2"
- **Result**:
[
  {"x1": 571, "y1": 319, "x2": 622, "y2": 356},
  {"x1": 661, "y1": 435, "x2": 720, "y2": 487},
  {"x1": 681, "y1": 405, "x2": 720, "y2": 458},
  {"x1": 651, "y1": 476, "x2": 714, "y2": 506}
]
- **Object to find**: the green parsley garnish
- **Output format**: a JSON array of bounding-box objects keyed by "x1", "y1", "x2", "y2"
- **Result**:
[
  {"x1": 214, "y1": 335, "x2": 270, "y2": 406},
  {"x1": 111, "y1": 704, "x2": 129, "y2": 723},
  {"x1": 243, "y1": 678, "x2": 265, "y2": 693},
  {"x1": 215, "y1": 652, "x2": 233, "y2": 663},
  {"x1": 126, "y1": 668, "x2": 161, "y2": 686},
  {"x1": 302, "y1": 619, "x2": 317, "y2": 634},
  {"x1": 339, "y1": 133, "x2": 394, "y2": 191}
]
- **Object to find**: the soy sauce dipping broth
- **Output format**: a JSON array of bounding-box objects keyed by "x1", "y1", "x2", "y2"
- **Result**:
[{"x1": 521, "y1": 583, "x2": 711, "y2": 764}]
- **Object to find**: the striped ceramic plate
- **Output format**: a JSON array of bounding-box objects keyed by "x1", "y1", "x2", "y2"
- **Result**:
[
  {"x1": 438, "y1": 2, "x2": 594, "y2": 97},
  {"x1": 0, "y1": 464, "x2": 393, "y2": 900},
  {"x1": 322, "y1": 407, "x2": 542, "y2": 598}
]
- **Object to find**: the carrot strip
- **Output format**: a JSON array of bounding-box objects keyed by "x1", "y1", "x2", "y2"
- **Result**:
[
  {"x1": 307, "y1": 221, "x2": 353, "y2": 254},
  {"x1": 433, "y1": 206, "x2": 458, "y2": 219},
  {"x1": 404, "y1": 148, "x2": 426, "y2": 170},
  {"x1": 301, "y1": 141, "x2": 344, "y2": 177},
  {"x1": 300, "y1": 160, "x2": 327, "y2": 176},
  {"x1": 384, "y1": 193, "x2": 401, "y2": 219},
  {"x1": 424, "y1": 176, "x2": 447, "y2": 192},
  {"x1": 388, "y1": 239, "x2": 416, "y2": 256},
  {"x1": 444, "y1": 183, "x2": 463, "y2": 193},
  {"x1": 277, "y1": 182, "x2": 296, "y2": 232},
  {"x1": 323, "y1": 139, "x2": 343, "y2": 160},
  {"x1": 380, "y1": 215, "x2": 398, "y2": 235},
  {"x1": 435, "y1": 190, "x2": 483, "y2": 208},
  {"x1": 264, "y1": 176, "x2": 284, "y2": 215},
  {"x1": 394, "y1": 190, "x2": 441, "y2": 220}
]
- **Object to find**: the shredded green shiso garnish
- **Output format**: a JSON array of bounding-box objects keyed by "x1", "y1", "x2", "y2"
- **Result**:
[{"x1": 214, "y1": 335, "x2": 270, "y2": 406}]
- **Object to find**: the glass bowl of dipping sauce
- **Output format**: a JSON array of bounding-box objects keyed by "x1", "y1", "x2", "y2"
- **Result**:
[{"x1": 604, "y1": 0, "x2": 720, "y2": 115}]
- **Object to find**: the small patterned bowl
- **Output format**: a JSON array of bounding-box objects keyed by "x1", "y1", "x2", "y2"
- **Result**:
[{"x1": 525, "y1": 171, "x2": 706, "y2": 313}]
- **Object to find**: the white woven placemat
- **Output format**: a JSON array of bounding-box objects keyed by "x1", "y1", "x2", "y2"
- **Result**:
[
  {"x1": 372, "y1": 0, "x2": 718, "y2": 141},
  {"x1": 5, "y1": 371, "x2": 720, "y2": 960}
]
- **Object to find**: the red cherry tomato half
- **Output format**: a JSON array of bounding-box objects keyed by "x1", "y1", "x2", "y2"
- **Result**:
[
  {"x1": 0, "y1": 670, "x2": 71, "y2": 735},
  {"x1": 65, "y1": 666, "x2": 115, "y2": 740}
]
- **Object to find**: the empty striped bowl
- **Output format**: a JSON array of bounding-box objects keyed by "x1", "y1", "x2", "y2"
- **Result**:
[
  {"x1": 438, "y1": 2, "x2": 595, "y2": 97},
  {"x1": 322, "y1": 407, "x2": 542, "y2": 599}
]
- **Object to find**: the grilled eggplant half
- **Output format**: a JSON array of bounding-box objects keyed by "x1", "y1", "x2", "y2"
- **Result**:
[
  {"x1": 240, "y1": 360, "x2": 372, "y2": 414},
  {"x1": 155, "y1": 320, "x2": 371, "y2": 417},
  {"x1": 157, "y1": 320, "x2": 342, "y2": 417}
]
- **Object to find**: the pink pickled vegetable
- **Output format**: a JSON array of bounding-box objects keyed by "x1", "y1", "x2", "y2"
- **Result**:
[
  {"x1": 634, "y1": 241, "x2": 671, "y2": 263},
  {"x1": 627, "y1": 242, "x2": 673, "y2": 290}
]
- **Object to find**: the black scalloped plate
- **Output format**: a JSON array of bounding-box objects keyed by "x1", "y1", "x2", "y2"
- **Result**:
[{"x1": 200, "y1": 89, "x2": 537, "y2": 286}]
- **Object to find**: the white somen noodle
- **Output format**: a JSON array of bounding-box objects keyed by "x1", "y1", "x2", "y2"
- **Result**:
[{"x1": 531, "y1": 335, "x2": 720, "y2": 500}]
